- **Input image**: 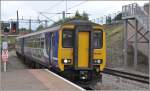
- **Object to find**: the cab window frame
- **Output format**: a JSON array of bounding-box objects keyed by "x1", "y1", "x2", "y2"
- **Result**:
[
  {"x1": 93, "y1": 30, "x2": 103, "y2": 49},
  {"x1": 62, "y1": 29, "x2": 73, "y2": 48}
]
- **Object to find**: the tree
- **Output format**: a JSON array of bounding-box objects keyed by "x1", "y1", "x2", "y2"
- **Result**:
[
  {"x1": 74, "y1": 11, "x2": 82, "y2": 20},
  {"x1": 36, "y1": 25, "x2": 44, "y2": 31},
  {"x1": 50, "y1": 11, "x2": 89, "y2": 27},
  {"x1": 106, "y1": 16, "x2": 112, "y2": 24},
  {"x1": 82, "y1": 12, "x2": 89, "y2": 20},
  {"x1": 20, "y1": 28, "x2": 27, "y2": 32},
  {"x1": 19, "y1": 28, "x2": 30, "y2": 34},
  {"x1": 114, "y1": 13, "x2": 122, "y2": 21}
]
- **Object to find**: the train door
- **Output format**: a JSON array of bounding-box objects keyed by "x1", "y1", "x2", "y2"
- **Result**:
[
  {"x1": 77, "y1": 32, "x2": 90, "y2": 68},
  {"x1": 45, "y1": 32, "x2": 52, "y2": 64},
  {"x1": 50, "y1": 33, "x2": 53, "y2": 63}
]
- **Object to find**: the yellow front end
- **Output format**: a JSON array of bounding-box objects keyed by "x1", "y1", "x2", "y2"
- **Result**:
[
  {"x1": 57, "y1": 22, "x2": 106, "y2": 83},
  {"x1": 93, "y1": 26, "x2": 106, "y2": 71},
  {"x1": 58, "y1": 24, "x2": 106, "y2": 72},
  {"x1": 58, "y1": 24, "x2": 74, "y2": 71}
]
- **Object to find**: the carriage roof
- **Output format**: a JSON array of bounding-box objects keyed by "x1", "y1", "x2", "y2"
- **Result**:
[
  {"x1": 16, "y1": 25, "x2": 61, "y2": 39},
  {"x1": 16, "y1": 20, "x2": 102, "y2": 39}
]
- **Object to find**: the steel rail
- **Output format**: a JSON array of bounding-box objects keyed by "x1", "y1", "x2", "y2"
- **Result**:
[{"x1": 103, "y1": 68, "x2": 149, "y2": 84}]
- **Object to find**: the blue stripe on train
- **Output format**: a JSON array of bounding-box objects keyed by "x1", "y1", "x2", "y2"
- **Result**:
[
  {"x1": 45, "y1": 32, "x2": 51, "y2": 57},
  {"x1": 53, "y1": 31, "x2": 59, "y2": 66}
]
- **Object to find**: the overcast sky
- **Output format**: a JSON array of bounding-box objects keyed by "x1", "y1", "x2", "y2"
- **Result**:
[{"x1": 1, "y1": 0, "x2": 149, "y2": 30}]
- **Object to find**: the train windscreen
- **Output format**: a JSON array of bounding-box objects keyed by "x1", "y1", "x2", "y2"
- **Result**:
[
  {"x1": 62, "y1": 30, "x2": 73, "y2": 48},
  {"x1": 93, "y1": 30, "x2": 103, "y2": 49}
]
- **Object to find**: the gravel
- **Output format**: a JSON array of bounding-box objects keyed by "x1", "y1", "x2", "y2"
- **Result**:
[{"x1": 94, "y1": 73, "x2": 149, "y2": 90}]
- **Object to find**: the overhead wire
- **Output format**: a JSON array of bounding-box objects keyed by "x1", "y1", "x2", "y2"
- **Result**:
[
  {"x1": 45, "y1": 1, "x2": 64, "y2": 11},
  {"x1": 37, "y1": 1, "x2": 65, "y2": 22},
  {"x1": 48, "y1": 0, "x2": 89, "y2": 21},
  {"x1": 67, "y1": 0, "x2": 88, "y2": 11},
  {"x1": 34, "y1": 1, "x2": 88, "y2": 24}
]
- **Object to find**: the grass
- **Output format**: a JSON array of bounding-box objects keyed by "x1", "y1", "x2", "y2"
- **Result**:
[
  {"x1": 0, "y1": 36, "x2": 16, "y2": 50},
  {"x1": 105, "y1": 23, "x2": 124, "y2": 67},
  {"x1": 105, "y1": 23, "x2": 149, "y2": 73},
  {"x1": 1, "y1": 36, "x2": 16, "y2": 44},
  {"x1": 105, "y1": 24, "x2": 123, "y2": 38}
]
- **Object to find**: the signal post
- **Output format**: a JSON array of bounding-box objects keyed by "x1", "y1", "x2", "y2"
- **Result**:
[
  {"x1": 1, "y1": 23, "x2": 9, "y2": 72},
  {"x1": 2, "y1": 39, "x2": 9, "y2": 72},
  {"x1": 2, "y1": 48, "x2": 8, "y2": 72}
]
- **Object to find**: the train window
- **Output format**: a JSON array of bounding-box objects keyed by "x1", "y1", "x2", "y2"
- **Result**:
[
  {"x1": 45, "y1": 33, "x2": 51, "y2": 54},
  {"x1": 93, "y1": 31, "x2": 103, "y2": 49},
  {"x1": 62, "y1": 30, "x2": 73, "y2": 48},
  {"x1": 41, "y1": 38, "x2": 44, "y2": 48}
]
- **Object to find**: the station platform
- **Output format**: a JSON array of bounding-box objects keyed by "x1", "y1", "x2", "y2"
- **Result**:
[{"x1": 1, "y1": 69, "x2": 85, "y2": 91}]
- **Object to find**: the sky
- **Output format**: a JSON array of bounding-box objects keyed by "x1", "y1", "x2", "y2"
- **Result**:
[{"x1": 1, "y1": 0, "x2": 149, "y2": 30}]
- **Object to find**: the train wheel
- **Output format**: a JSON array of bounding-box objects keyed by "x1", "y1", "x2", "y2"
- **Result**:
[
  {"x1": 39, "y1": 64, "x2": 43, "y2": 69},
  {"x1": 23, "y1": 56, "x2": 26, "y2": 64},
  {"x1": 31, "y1": 62, "x2": 36, "y2": 69},
  {"x1": 35, "y1": 63, "x2": 40, "y2": 69},
  {"x1": 27, "y1": 59, "x2": 32, "y2": 68},
  {"x1": 24, "y1": 57, "x2": 27, "y2": 65},
  {"x1": 62, "y1": 69, "x2": 75, "y2": 81}
]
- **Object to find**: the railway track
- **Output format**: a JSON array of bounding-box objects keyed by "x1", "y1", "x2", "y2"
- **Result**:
[
  {"x1": 50, "y1": 68, "x2": 94, "y2": 90},
  {"x1": 103, "y1": 68, "x2": 149, "y2": 84}
]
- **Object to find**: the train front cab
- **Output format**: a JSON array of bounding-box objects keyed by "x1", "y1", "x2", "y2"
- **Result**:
[{"x1": 58, "y1": 23, "x2": 106, "y2": 82}]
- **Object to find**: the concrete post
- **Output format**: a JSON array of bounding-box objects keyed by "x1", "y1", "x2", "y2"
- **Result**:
[
  {"x1": 4, "y1": 62, "x2": 6, "y2": 72},
  {"x1": 134, "y1": 19, "x2": 138, "y2": 69},
  {"x1": 3, "y1": 35, "x2": 8, "y2": 72},
  {"x1": 148, "y1": 1, "x2": 150, "y2": 80},
  {"x1": 17, "y1": 10, "x2": 19, "y2": 34},
  {"x1": 29, "y1": 19, "x2": 31, "y2": 32},
  {"x1": 45, "y1": 20, "x2": 48, "y2": 28},
  {"x1": 124, "y1": 19, "x2": 128, "y2": 67}
]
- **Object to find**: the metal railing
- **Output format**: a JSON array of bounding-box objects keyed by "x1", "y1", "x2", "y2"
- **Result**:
[
  {"x1": 122, "y1": 3, "x2": 149, "y2": 31},
  {"x1": 122, "y1": 3, "x2": 138, "y2": 17}
]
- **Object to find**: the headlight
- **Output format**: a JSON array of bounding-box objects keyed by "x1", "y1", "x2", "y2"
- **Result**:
[
  {"x1": 62, "y1": 59, "x2": 71, "y2": 64},
  {"x1": 80, "y1": 71, "x2": 88, "y2": 80},
  {"x1": 64, "y1": 59, "x2": 68, "y2": 63},
  {"x1": 93, "y1": 59, "x2": 102, "y2": 64},
  {"x1": 97, "y1": 60, "x2": 101, "y2": 64}
]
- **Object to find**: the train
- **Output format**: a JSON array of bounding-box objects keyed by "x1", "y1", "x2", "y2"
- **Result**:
[{"x1": 16, "y1": 20, "x2": 106, "y2": 83}]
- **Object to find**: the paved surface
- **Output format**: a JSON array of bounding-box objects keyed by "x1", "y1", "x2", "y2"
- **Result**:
[
  {"x1": 1, "y1": 69, "x2": 83, "y2": 91},
  {"x1": 1, "y1": 51, "x2": 84, "y2": 91},
  {"x1": 1, "y1": 51, "x2": 28, "y2": 71}
]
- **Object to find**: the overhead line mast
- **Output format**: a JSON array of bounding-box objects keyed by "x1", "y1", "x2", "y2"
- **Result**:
[{"x1": 37, "y1": 1, "x2": 88, "y2": 25}]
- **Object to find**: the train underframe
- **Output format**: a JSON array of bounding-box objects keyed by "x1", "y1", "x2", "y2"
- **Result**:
[{"x1": 62, "y1": 65, "x2": 102, "y2": 85}]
